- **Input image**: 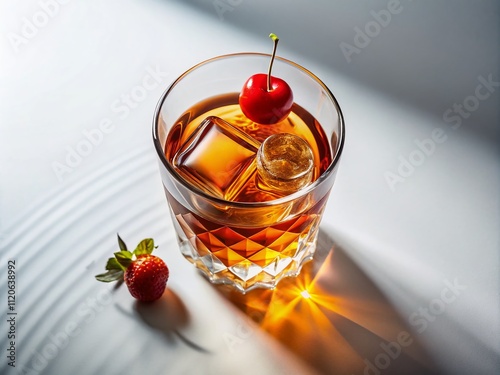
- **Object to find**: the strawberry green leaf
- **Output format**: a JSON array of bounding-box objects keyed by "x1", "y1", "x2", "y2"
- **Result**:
[
  {"x1": 115, "y1": 250, "x2": 133, "y2": 269},
  {"x1": 95, "y1": 269, "x2": 123, "y2": 282},
  {"x1": 134, "y1": 238, "x2": 155, "y2": 256},
  {"x1": 115, "y1": 250, "x2": 133, "y2": 259},
  {"x1": 117, "y1": 233, "x2": 128, "y2": 251},
  {"x1": 106, "y1": 257, "x2": 125, "y2": 271}
]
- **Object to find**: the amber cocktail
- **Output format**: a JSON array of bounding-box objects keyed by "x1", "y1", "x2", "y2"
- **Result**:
[{"x1": 153, "y1": 53, "x2": 344, "y2": 292}]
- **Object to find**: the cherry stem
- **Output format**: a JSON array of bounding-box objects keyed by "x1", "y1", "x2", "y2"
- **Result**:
[{"x1": 267, "y1": 33, "x2": 279, "y2": 92}]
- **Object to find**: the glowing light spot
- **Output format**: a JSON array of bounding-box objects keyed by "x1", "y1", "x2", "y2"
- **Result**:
[{"x1": 300, "y1": 290, "x2": 311, "y2": 299}]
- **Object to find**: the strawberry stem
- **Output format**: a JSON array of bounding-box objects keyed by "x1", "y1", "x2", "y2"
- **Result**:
[{"x1": 267, "y1": 33, "x2": 279, "y2": 92}]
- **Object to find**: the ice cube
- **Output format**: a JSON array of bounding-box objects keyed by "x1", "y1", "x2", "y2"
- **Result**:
[
  {"x1": 256, "y1": 133, "x2": 314, "y2": 193},
  {"x1": 173, "y1": 116, "x2": 261, "y2": 200}
]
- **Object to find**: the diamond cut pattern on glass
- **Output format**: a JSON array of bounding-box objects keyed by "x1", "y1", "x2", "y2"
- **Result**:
[
  {"x1": 169, "y1": 192, "x2": 328, "y2": 289},
  {"x1": 175, "y1": 209, "x2": 320, "y2": 281}
]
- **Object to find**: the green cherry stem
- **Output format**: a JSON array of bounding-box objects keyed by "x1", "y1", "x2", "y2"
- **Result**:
[{"x1": 267, "y1": 33, "x2": 279, "y2": 92}]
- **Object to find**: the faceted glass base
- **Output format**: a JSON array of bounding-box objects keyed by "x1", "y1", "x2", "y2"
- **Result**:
[
  {"x1": 178, "y1": 233, "x2": 317, "y2": 293},
  {"x1": 170, "y1": 207, "x2": 321, "y2": 293}
]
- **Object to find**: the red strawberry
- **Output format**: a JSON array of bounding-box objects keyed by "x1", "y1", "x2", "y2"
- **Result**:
[
  {"x1": 95, "y1": 235, "x2": 169, "y2": 302},
  {"x1": 124, "y1": 254, "x2": 169, "y2": 302}
]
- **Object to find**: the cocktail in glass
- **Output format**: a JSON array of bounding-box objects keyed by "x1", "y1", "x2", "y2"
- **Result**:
[{"x1": 153, "y1": 53, "x2": 344, "y2": 293}]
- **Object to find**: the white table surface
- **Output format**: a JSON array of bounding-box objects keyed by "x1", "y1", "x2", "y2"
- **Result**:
[{"x1": 1, "y1": 1, "x2": 499, "y2": 374}]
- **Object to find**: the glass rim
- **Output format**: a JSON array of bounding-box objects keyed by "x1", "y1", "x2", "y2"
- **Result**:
[{"x1": 152, "y1": 52, "x2": 345, "y2": 208}]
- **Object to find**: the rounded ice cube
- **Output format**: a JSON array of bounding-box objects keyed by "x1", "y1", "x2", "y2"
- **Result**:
[{"x1": 256, "y1": 133, "x2": 314, "y2": 193}]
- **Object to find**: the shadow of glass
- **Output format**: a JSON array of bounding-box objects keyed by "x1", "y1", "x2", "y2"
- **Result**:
[{"x1": 212, "y1": 229, "x2": 444, "y2": 375}]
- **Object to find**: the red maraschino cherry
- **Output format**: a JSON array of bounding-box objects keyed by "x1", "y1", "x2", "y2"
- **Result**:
[{"x1": 239, "y1": 33, "x2": 293, "y2": 125}]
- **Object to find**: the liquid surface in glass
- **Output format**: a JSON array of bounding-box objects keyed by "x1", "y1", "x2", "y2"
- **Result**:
[
  {"x1": 163, "y1": 92, "x2": 334, "y2": 290},
  {"x1": 166, "y1": 92, "x2": 333, "y2": 202}
]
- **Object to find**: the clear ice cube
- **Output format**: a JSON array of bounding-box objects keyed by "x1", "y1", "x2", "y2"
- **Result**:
[
  {"x1": 173, "y1": 116, "x2": 261, "y2": 201},
  {"x1": 173, "y1": 117, "x2": 314, "y2": 202},
  {"x1": 256, "y1": 133, "x2": 314, "y2": 193}
]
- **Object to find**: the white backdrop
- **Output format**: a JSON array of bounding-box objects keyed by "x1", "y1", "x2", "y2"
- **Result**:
[{"x1": 1, "y1": 1, "x2": 499, "y2": 374}]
